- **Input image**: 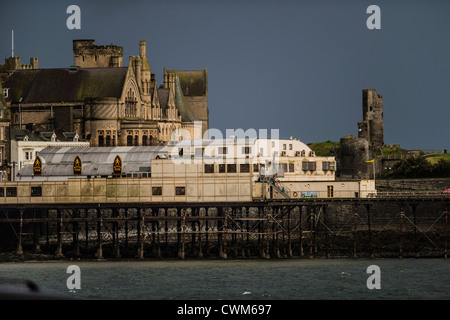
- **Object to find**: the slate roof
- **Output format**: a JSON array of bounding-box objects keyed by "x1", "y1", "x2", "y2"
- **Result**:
[
  {"x1": 4, "y1": 67, "x2": 128, "y2": 104},
  {"x1": 166, "y1": 70, "x2": 207, "y2": 96}
]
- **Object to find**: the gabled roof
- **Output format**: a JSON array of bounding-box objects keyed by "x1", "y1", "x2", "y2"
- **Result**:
[
  {"x1": 157, "y1": 88, "x2": 169, "y2": 109},
  {"x1": 4, "y1": 67, "x2": 128, "y2": 104}
]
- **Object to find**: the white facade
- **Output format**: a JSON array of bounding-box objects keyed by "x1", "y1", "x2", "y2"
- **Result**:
[
  {"x1": 10, "y1": 135, "x2": 89, "y2": 179},
  {"x1": 166, "y1": 137, "x2": 335, "y2": 182}
]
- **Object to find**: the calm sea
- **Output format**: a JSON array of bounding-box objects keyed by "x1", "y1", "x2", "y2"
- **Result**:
[{"x1": 0, "y1": 258, "x2": 449, "y2": 301}]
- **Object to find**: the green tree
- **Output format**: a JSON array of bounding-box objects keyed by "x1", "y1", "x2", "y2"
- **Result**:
[
  {"x1": 431, "y1": 158, "x2": 450, "y2": 177},
  {"x1": 390, "y1": 157, "x2": 433, "y2": 178}
]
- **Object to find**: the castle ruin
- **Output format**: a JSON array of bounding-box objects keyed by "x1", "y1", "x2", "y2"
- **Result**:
[{"x1": 338, "y1": 89, "x2": 384, "y2": 179}]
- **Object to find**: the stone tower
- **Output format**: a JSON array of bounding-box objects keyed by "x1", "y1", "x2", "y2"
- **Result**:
[
  {"x1": 73, "y1": 40, "x2": 123, "y2": 68},
  {"x1": 358, "y1": 89, "x2": 384, "y2": 154},
  {"x1": 337, "y1": 89, "x2": 384, "y2": 179}
]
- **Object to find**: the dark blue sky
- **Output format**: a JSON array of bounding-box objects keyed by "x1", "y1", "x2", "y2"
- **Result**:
[{"x1": 1, "y1": 0, "x2": 449, "y2": 150}]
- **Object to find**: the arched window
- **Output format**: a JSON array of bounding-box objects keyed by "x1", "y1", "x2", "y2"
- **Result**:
[
  {"x1": 127, "y1": 135, "x2": 133, "y2": 146},
  {"x1": 98, "y1": 135, "x2": 104, "y2": 147},
  {"x1": 106, "y1": 136, "x2": 111, "y2": 147},
  {"x1": 142, "y1": 135, "x2": 148, "y2": 146},
  {"x1": 125, "y1": 88, "x2": 137, "y2": 117},
  {"x1": 134, "y1": 135, "x2": 139, "y2": 146}
]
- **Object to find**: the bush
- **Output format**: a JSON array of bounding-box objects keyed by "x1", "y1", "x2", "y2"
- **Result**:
[{"x1": 390, "y1": 156, "x2": 450, "y2": 178}]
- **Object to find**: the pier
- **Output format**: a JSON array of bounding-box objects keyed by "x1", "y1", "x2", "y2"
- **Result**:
[{"x1": 1, "y1": 195, "x2": 448, "y2": 260}]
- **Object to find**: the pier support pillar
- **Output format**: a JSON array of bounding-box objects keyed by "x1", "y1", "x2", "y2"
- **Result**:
[
  {"x1": 96, "y1": 209, "x2": 103, "y2": 260},
  {"x1": 444, "y1": 204, "x2": 448, "y2": 260},
  {"x1": 16, "y1": 209, "x2": 24, "y2": 255},
  {"x1": 309, "y1": 206, "x2": 314, "y2": 259},
  {"x1": 55, "y1": 209, "x2": 64, "y2": 258},
  {"x1": 137, "y1": 209, "x2": 144, "y2": 260},
  {"x1": 364, "y1": 204, "x2": 374, "y2": 259},
  {"x1": 399, "y1": 205, "x2": 404, "y2": 259},
  {"x1": 352, "y1": 204, "x2": 358, "y2": 259},
  {"x1": 410, "y1": 203, "x2": 419, "y2": 258}
]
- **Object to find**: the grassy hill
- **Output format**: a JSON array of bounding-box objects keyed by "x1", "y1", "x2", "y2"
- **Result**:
[
  {"x1": 423, "y1": 153, "x2": 450, "y2": 165},
  {"x1": 308, "y1": 141, "x2": 339, "y2": 156}
]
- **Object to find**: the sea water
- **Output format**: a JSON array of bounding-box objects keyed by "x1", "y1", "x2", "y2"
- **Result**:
[{"x1": 0, "y1": 258, "x2": 448, "y2": 300}]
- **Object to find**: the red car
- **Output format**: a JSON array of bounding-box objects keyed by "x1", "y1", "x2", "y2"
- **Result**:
[{"x1": 443, "y1": 188, "x2": 450, "y2": 194}]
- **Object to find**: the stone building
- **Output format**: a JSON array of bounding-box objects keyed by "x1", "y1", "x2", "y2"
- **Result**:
[
  {"x1": 0, "y1": 81, "x2": 10, "y2": 180},
  {"x1": 358, "y1": 89, "x2": 384, "y2": 155},
  {"x1": 0, "y1": 56, "x2": 39, "y2": 82},
  {"x1": 2, "y1": 39, "x2": 209, "y2": 151},
  {"x1": 337, "y1": 89, "x2": 384, "y2": 179}
]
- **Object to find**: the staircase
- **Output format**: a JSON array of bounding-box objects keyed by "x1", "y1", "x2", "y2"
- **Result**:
[{"x1": 263, "y1": 177, "x2": 291, "y2": 199}]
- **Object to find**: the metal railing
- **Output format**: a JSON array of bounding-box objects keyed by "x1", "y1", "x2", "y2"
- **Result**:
[{"x1": 373, "y1": 190, "x2": 450, "y2": 198}]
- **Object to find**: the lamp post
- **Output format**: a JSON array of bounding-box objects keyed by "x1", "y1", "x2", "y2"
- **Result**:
[{"x1": 384, "y1": 166, "x2": 392, "y2": 189}]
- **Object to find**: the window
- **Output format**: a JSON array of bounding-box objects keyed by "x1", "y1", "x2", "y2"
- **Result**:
[
  {"x1": 175, "y1": 186, "x2": 185, "y2": 195},
  {"x1": 152, "y1": 187, "x2": 162, "y2": 196},
  {"x1": 106, "y1": 136, "x2": 111, "y2": 147},
  {"x1": 289, "y1": 144, "x2": 293, "y2": 150},
  {"x1": 259, "y1": 148, "x2": 264, "y2": 156},
  {"x1": 282, "y1": 163, "x2": 288, "y2": 172},
  {"x1": 134, "y1": 135, "x2": 138, "y2": 146},
  {"x1": 283, "y1": 144, "x2": 286, "y2": 150},
  {"x1": 302, "y1": 161, "x2": 316, "y2": 171},
  {"x1": 3, "y1": 88, "x2": 8, "y2": 98},
  {"x1": 240, "y1": 164, "x2": 250, "y2": 173},
  {"x1": 253, "y1": 164, "x2": 259, "y2": 173},
  {"x1": 127, "y1": 135, "x2": 133, "y2": 146},
  {"x1": 195, "y1": 148, "x2": 204, "y2": 157},
  {"x1": 178, "y1": 147, "x2": 184, "y2": 157},
  {"x1": 31, "y1": 186, "x2": 42, "y2": 197},
  {"x1": 322, "y1": 161, "x2": 336, "y2": 171},
  {"x1": 289, "y1": 163, "x2": 295, "y2": 172},
  {"x1": 24, "y1": 151, "x2": 32, "y2": 160},
  {"x1": 125, "y1": 88, "x2": 137, "y2": 117},
  {"x1": 219, "y1": 164, "x2": 226, "y2": 173},
  {"x1": 327, "y1": 185, "x2": 334, "y2": 198},
  {"x1": 219, "y1": 147, "x2": 227, "y2": 155},
  {"x1": 242, "y1": 147, "x2": 251, "y2": 155},
  {"x1": 0, "y1": 187, "x2": 4, "y2": 197},
  {"x1": 98, "y1": 135, "x2": 104, "y2": 147},
  {"x1": 204, "y1": 164, "x2": 214, "y2": 173},
  {"x1": 6, "y1": 187, "x2": 17, "y2": 197},
  {"x1": 142, "y1": 135, "x2": 147, "y2": 146},
  {"x1": 227, "y1": 164, "x2": 236, "y2": 173}
]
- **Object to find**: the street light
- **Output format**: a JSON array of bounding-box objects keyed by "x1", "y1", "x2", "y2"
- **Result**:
[{"x1": 384, "y1": 166, "x2": 392, "y2": 188}]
